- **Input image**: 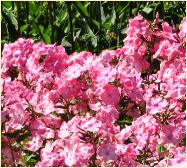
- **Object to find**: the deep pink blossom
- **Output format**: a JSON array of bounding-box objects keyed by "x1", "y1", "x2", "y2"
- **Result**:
[{"x1": 95, "y1": 84, "x2": 120, "y2": 106}]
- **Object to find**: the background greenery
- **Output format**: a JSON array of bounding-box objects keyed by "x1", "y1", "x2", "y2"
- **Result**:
[{"x1": 1, "y1": 1, "x2": 186, "y2": 54}]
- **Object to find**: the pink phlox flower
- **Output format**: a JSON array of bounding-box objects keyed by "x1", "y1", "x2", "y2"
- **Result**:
[
  {"x1": 80, "y1": 116, "x2": 102, "y2": 132},
  {"x1": 97, "y1": 143, "x2": 118, "y2": 162},
  {"x1": 160, "y1": 125, "x2": 179, "y2": 146},
  {"x1": 96, "y1": 105, "x2": 119, "y2": 123},
  {"x1": 146, "y1": 96, "x2": 168, "y2": 115},
  {"x1": 115, "y1": 126, "x2": 132, "y2": 141},
  {"x1": 63, "y1": 63, "x2": 84, "y2": 80},
  {"x1": 178, "y1": 17, "x2": 186, "y2": 43},
  {"x1": 91, "y1": 66, "x2": 117, "y2": 86},
  {"x1": 26, "y1": 134, "x2": 43, "y2": 152},
  {"x1": 95, "y1": 84, "x2": 120, "y2": 106},
  {"x1": 168, "y1": 147, "x2": 186, "y2": 166},
  {"x1": 5, "y1": 103, "x2": 29, "y2": 132}
]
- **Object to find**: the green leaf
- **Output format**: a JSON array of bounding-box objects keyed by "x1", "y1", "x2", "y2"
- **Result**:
[
  {"x1": 100, "y1": 5, "x2": 106, "y2": 24},
  {"x1": 156, "y1": 144, "x2": 166, "y2": 153},
  {"x1": 118, "y1": 2, "x2": 130, "y2": 15},
  {"x1": 55, "y1": 6, "x2": 68, "y2": 27},
  {"x1": 20, "y1": 25, "x2": 28, "y2": 32},
  {"x1": 142, "y1": 7, "x2": 153, "y2": 14},
  {"x1": 74, "y1": 2, "x2": 89, "y2": 18},
  {"x1": 6, "y1": 130, "x2": 20, "y2": 138},
  {"x1": 26, "y1": 153, "x2": 36, "y2": 161},
  {"x1": 29, "y1": 2, "x2": 38, "y2": 16},
  {"x1": 86, "y1": 24, "x2": 97, "y2": 47},
  {"x1": 108, "y1": 45, "x2": 122, "y2": 50},
  {"x1": 118, "y1": 118, "x2": 132, "y2": 124},
  {"x1": 73, "y1": 2, "x2": 100, "y2": 29},
  {"x1": 27, "y1": 158, "x2": 37, "y2": 163},
  {"x1": 111, "y1": 7, "x2": 116, "y2": 25},
  {"x1": 91, "y1": 19, "x2": 100, "y2": 29},
  {"x1": 12, "y1": 141, "x2": 20, "y2": 147},
  {"x1": 139, "y1": 106, "x2": 146, "y2": 115},
  {"x1": 38, "y1": 25, "x2": 51, "y2": 44},
  {"x1": 61, "y1": 39, "x2": 72, "y2": 47},
  {"x1": 17, "y1": 131, "x2": 31, "y2": 143},
  {"x1": 121, "y1": 27, "x2": 128, "y2": 34},
  {"x1": 74, "y1": 29, "x2": 81, "y2": 41},
  {"x1": 81, "y1": 34, "x2": 90, "y2": 41},
  {"x1": 4, "y1": 7, "x2": 18, "y2": 30},
  {"x1": 3, "y1": 1, "x2": 12, "y2": 9}
]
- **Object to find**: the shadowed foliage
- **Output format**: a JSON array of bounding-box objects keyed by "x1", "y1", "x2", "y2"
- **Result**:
[{"x1": 1, "y1": 1, "x2": 186, "y2": 54}]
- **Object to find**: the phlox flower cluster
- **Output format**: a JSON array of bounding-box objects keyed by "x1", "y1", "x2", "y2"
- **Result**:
[{"x1": 1, "y1": 13, "x2": 186, "y2": 167}]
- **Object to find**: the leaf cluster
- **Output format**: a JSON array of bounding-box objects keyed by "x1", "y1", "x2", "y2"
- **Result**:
[{"x1": 1, "y1": 1, "x2": 186, "y2": 54}]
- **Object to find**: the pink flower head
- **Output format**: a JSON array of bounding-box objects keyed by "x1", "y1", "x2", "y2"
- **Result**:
[
  {"x1": 160, "y1": 125, "x2": 179, "y2": 146},
  {"x1": 116, "y1": 126, "x2": 132, "y2": 141},
  {"x1": 64, "y1": 63, "x2": 84, "y2": 80},
  {"x1": 100, "y1": 49, "x2": 116, "y2": 64},
  {"x1": 76, "y1": 143, "x2": 95, "y2": 160},
  {"x1": 91, "y1": 66, "x2": 117, "y2": 86},
  {"x1": 97, "y1": 143, "x2": 117, "y2": 162},
  {"x1": 58, "y1": 122, "x2": 71, "y2": 140},
  {"x1": 126, "y1": 14, "x2": 149, "y2": 37},
  {"x1": 119, "y1": 158, "x2": 138, "y2": 167},
  {"x1": 5, "y1": 103, "x2": 29, "y2": 132},
  {"x1": 146, "y1": 97, "x2": 168, "y2": 114},
  {"x1": 62, "y1": 139, "x2": 78, "y2": 166},
  {"x1": 95, "y1": 84, "x2": 120, "y2": 106},
  {"x1": 168, "y1": 147, "x2": 186, "y2": 166},
  {"x1": 1, "y1": 146, "x2": 19, "y2": 166},
  {"x1": 29, "y1": 119, "x2": 46, "y2": 135},
  {"x1": 179, "y1": 17, "x2": 186, "y2": 43},
  {"x1": 167, "y1": 82, "x2": 186, "y2": 99},
  {"x1": 80, "y1": 116, "x2": 102, "y2": 132},
  {"x1": 99, "y1": 123, "x2": 120, "y2": 138},
  {"x1": 96, "y1": 105, "x2": 119, "y2": 123},
  {"x1": 68, "y1": 51, "x2": 92, "y2": 66},
  {"x1": 26, "y1": 134, "x2": 43, "y2": 152},
  {"x1": 153, "y1": 40, "x2": 178, "y2": 60},
  {"x1": 43, "y1": 114, "x2": 62, "y2": 129}
]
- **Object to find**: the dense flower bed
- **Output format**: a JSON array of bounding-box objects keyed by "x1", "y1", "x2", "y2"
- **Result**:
[{"x1": 1, "y1": 13, "x2": 186, "y2": 167}]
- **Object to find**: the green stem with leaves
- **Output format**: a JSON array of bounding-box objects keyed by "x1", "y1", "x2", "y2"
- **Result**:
[
  {"x1": 67, "y1": 2, "x2": 74, "y2": 52},
  {"x1": 26, "y1": 2, "x2": 29, "y2": 37},
  {"x1": 16, "y1": 2, "x2": 21, "y2": 36},
  {"x1": 98, "y1": 1, "x2": 102, "y2": 53},
  {"x1": 48, "y1": 2, "x2": 54, "y2": 43}
]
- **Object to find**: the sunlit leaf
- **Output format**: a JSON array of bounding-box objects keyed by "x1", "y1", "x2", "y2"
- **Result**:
[
  {"x1": 156, "y1": 144, "x2": 166, "y2": 153},
  {"x1": 143, "y1": 7, "x2": 153, "y2": 14}
]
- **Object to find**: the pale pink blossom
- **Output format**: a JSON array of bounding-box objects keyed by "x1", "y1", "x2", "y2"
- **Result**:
[
  {"x1": 146, "y1": 97, "x2": 168, "y2": 114},
  {"x1": 97, "y1": 143, "x2": 117, "y2": 162},
  {"x1": 26, "y1": 134, "x2": 43, "y2": 152}
]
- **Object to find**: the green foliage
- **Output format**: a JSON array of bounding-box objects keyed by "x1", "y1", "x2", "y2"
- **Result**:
[
  {"x1": 20, "y1": 150, "x2": 40, "y2": 166},
  {"x1": 117, "y1": 117, "x2": 133, "y2": 125},
  {"x1": 156, "y1": 144, "x2": 166, "y2": 153},
  {"x1": 1, "y1": 1, "x2": 186, "y2": 54}
]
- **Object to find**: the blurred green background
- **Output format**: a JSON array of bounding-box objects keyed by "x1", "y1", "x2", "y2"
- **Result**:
[{"x1": 1, "y1": 1, "x2": 186, "y2": 54}]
